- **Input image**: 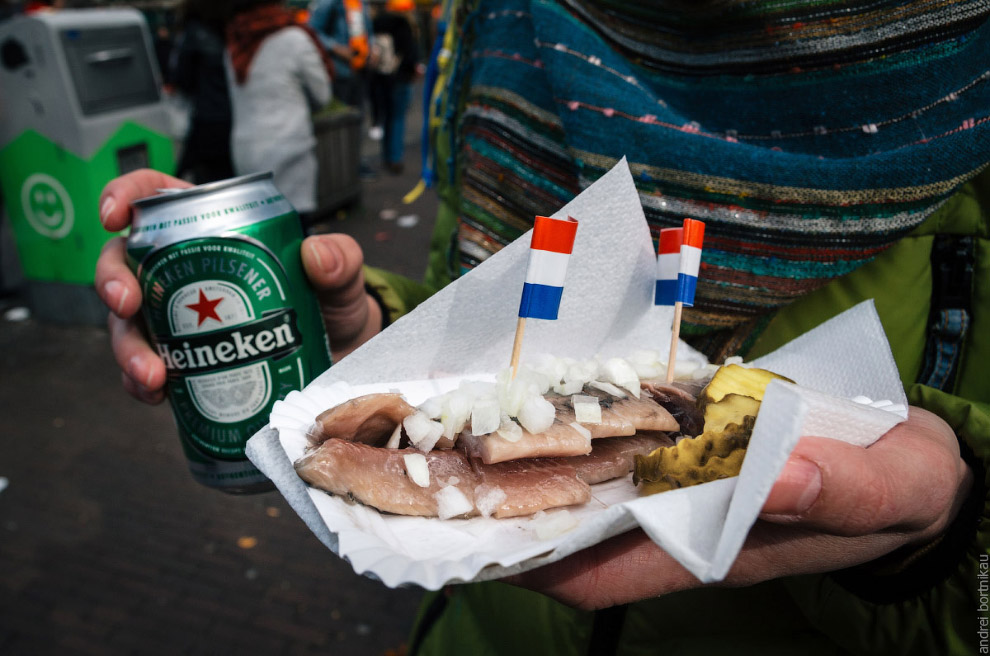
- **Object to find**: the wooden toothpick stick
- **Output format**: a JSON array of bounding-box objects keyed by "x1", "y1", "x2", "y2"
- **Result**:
[
  {"x1": 510, "y1": 317, "x2": 527, "y2": 379},
  {"x1": 666, "y1": 301, "x2": 683, "y2": 383}
]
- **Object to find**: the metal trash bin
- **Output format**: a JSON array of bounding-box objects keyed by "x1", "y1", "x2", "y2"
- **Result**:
[
  {"x1": 312, "y1": 106, "x2": 362, "y2": 217},
  {"x1": 0, "y1": 8, "x2": 174, "y2": 324}
]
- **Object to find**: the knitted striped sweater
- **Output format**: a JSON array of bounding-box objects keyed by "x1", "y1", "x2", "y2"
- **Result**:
[{"x1": 433, "y1": 0, "x2": 990, "y2": 360}]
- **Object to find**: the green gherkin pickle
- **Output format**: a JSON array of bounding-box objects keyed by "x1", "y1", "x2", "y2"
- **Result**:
[
  {"x1": 633, "y1": 417, "x2": 754, "y2": 495},
  {"x1": 127, "y1": 173, "x2": 332, "y2": 493},
  {"x1": 635, "y1": 364, "x2": 787, "y2": 495}
]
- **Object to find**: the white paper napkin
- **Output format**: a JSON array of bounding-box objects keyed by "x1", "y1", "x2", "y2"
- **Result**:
[{"x1": 246, "y1": 159, "x2": 908, "y2": 589}]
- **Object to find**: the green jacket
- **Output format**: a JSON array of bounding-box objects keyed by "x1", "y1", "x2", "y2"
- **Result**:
[{"x1": 364, "y1": 169, "x2": 989, "y2": 654}]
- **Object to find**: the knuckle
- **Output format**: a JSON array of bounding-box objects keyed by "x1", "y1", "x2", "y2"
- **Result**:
[
  {"x1": 840, "y1": 472, "x2": 898, "y2": 535},
  {"x1": 838, "y1": 445, "x2": 962, "y2": 537}
]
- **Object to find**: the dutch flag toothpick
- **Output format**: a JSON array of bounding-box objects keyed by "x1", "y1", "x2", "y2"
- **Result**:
[
  {"x1": 676, "y1": 218, "x2": 705, "y2": 306},
  {"x1": 659, "y1": 218, "x2": 705, "y2": 381},
  {"x1": 518, "y1": 215, "x2": 579, "y2": 320},
  {"x1": 511, "y1": 215, "x2": 579, "y2": 376},
  {"x1": 656, "y1": 219, "x2": 704, "y2": 307},
  {"x1": 655, "y1": 226, "x2": 684, "y2": 307}
]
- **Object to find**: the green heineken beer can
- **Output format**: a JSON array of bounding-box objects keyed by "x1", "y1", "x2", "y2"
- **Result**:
[{"x1": 127, "y1": 172, "x2": 331, "y2": 493}]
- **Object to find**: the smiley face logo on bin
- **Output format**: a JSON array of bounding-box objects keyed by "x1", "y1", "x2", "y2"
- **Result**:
[{"x1": 20, "y1": 173, "x2": 74, "y2": 239}]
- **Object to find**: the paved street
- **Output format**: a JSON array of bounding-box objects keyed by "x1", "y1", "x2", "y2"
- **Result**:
[{"x1": 0, "y1": 84, "x2": 439, "y2": 655}]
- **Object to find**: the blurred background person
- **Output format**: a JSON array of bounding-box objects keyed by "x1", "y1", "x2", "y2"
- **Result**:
[
  {"x1": 308, "y1": 0, "x2": 377, "y2": 178},
  {"x1": 171, "y1": 0, "x2": 235, "y2": 184},
  {"x1": 308, "y1": 0, "x2": 372, "y2": 110},
  {"x1": 369, "y1": 0, "x2": 418, "y2": 175},
  {"x1": 153, "y1": 23, "x2": 174, "y2": 83},
  {"x1": 225, "y1": 0, "x2": 333, "y2": 217}
]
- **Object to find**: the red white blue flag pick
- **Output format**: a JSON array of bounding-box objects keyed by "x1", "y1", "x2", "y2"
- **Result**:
[
  {"x1": 661, "y1": 218, "x2": 705, "y2": 383},
  {"x1": 655, "y1": 219, "x2": 705, "y2": 307},
  {"x1": 518, "y1": 215, "x2": 579, "y2": 320},
  {"x1": 676, "y1": 218, "x2": 705, "y2": 307},
  {"x1": 655, "y1": 227, "x2": 683, "y2": 306}
]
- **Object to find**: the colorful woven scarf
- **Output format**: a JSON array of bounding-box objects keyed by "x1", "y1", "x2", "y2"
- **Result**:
[
  {"x1": 435, "y1": 0, "x2": 990, "y2": 360},
  {"x1": 227, "y1": 4, "x2": 334, "y2": 84}
]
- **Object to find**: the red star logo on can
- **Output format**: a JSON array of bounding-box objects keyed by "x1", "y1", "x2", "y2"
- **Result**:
[{"x1": 186, "y1": 289, "x2": 224, "y2": 326}]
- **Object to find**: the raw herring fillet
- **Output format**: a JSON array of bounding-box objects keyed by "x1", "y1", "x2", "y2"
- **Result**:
[
  {"x1": 294, "y1": 435, "x2": 671, "y2": 518},
  {"x1": 460, "y1": 387, "x2": 679, "y2": 464},
  {"x1": 295, "y1": 439, "x2": 590, "y2": 518},
  {"x1": 569, "y1": 433, "x2": 673, "y2": 484},
  {"x1": 309, "y1": 393, "x2": 416, "y2": 446},
  {"x1": 641, "y1": 379, "x2": 707, "y2": 438}
]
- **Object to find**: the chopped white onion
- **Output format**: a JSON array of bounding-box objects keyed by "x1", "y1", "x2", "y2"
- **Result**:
[
  {"x1": 417, "y1": 395, "x2": 443, "y2": 419},
  {"x1": 601, "y1": 357, "x2": 641, "y2": 398},
  {"x1": 530, "y1": 368, "x2": 555, "y2": 396},
  {"x1": 564, "y1": 359, "x2": 599, "y2": 387},
  {"x1": 470, "y1": 396, "x2": 501, "y2": 436},
  {"x1": 385, "y1": 423, "x2": 403, "y2": 449},
  {"x1": 724, "y1": 356, "x2": 744, "y2": 366},
  {"x1": 402, "y1": 453, "x2": 430, "y2": 487},
  {"x1": 403, "y1": 411, "x2": 444, "y2": 452},
  {"x1": 440, "y1": 392, "x2": 472, "y2": 439},
  {"x1": 531, "y1": 353, "x2": 568, "y2": 385},
  {"x1": 569, "y1": 422, "x2": 592, "y2": 445},
  {"x1": 530, "y1": 509, "x2": 579, "y2": 540},
  {"x1": 496, "y1": 369, "x2": 531, "y2": 417},
  {"x1": 510, "y1": 366, "x2": 553, "y2": 397},
  {"x1": 474, "y1": 483, "x2": 507, "y2": 518},
  {"x1": 496, "y1": 415, "x2": 523, "y2": 442},
  {"x1": 553, "y1": 379, "x2": 585, "y2": 396},
  {"x1": 588, "y1": 380, "x2": 627, "y2": 398},
  {"x1": 632, "y1": 362, "x2": 664, "y2": 380},
  {"x1": 571, "y1": 394, "x2": 602, "y2": 424},
  {"x1": 517, "y1": 394, "x2": 556, "y2": 434},
  {"x1": 628, "y1": 349, "x2": 663, "y2": 379},
  {"x1": 435, "y1": 485, "x2": 473, "y2": 519},
  {"x1": 460, "y1": 380, "x2": 497, "y2": 397}
]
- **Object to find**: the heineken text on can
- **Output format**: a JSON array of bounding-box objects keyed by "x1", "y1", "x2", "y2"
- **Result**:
[{"x1": 127, "y1": 173, "x2": 331, "y2": 493}]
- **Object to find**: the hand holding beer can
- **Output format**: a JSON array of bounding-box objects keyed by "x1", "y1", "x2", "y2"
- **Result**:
[{"x1": 126, "y1": 172, "x2": 332, "y2": 493}]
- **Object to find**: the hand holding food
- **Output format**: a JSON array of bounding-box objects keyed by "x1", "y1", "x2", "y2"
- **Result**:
[
  {"x1": 503, "y1": 406, "x2": 972, "y2": 610},
  {"x1": 287, "y1": 349, "x2": 971, "y2": 604}
]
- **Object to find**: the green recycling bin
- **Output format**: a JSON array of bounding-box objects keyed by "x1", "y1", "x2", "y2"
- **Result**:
[{"x1": 0, "y1": 8, "x2": 175, "y2": 323}]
